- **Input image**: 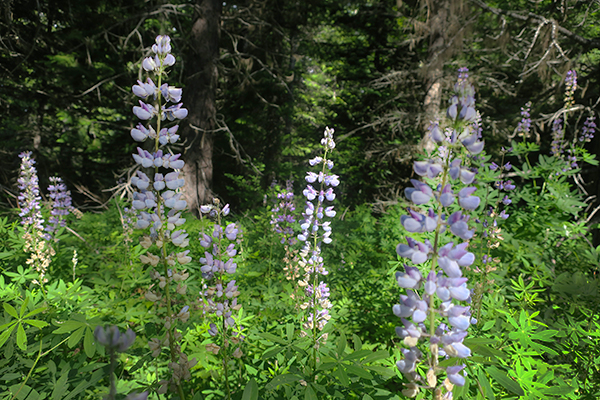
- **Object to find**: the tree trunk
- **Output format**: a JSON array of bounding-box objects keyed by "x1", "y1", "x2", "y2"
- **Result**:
[
  {"x1": 421, "y1": 0, "x2": 463, "y2": 152},
  {"x1": 181, "y1": 0, "x2": 222, "y2": 215}
]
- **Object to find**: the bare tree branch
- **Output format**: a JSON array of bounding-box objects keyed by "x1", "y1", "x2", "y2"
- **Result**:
[{"x1": 470, "y1": 0, "x2": 600, "y2": 49}]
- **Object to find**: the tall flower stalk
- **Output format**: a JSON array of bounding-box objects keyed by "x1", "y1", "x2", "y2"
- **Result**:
[
  {"x1": 393, "y1": 69, "x2": 482, "y2": 398},
  {"x1": 270, "y1": 181, "x2": 303, "y2": 303},
  {"x1": 199, "y1": 200, "x2": 243, "y2": 400},
  {"x1": 45, "y1": 176, "x2": 72, "y2": 242},
  {"x1": 17, "y1": 151, "x2": 55, "y2": 286},
  {"x1": 129, "y1": 35, "x2": 193, "y2": 398},
  {"x1": 297, "y1": 127, "x2": 338, "y2": 379}
]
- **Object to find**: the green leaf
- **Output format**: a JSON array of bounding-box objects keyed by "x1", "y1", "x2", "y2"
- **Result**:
[
  {"x1": 64, "y1": 381, "x2": 87, "y2": 400},
  {"x1": 9, "y1": 383, "x2": 37, "y2": 400},
  {"x1": 0, "y1": 323, "x2": 16, "y2": 348},
  {"x1": 22, "y1": 306, "x2": 46, "y2": 319},
  {"x1": 362, "y1": 349, "x2": 389, "y2": 363},
  {"x1": 258, "y1": 332, "x2": 288, "y2": 345},
  {"x1": 266, "y1": 374, "x2": 302, "y2": 390},
  {"x1": 19, "y1": 295, "x2": 30, "y2": 318},
  {"x1": 317, "y1": 362, "x2": 336, "y2": 371},
  {"x1": 83, "y1": 327, "x2": 95, "y2": 358},
  {"x1": 304, "y1": 385, "x2": 317, "y2": 400},
  {"x1": 16, "y1": 323, "x2": 27, "y2": 351},
  {"x1": 48, "y1": 360, "x2": 57, "y2": 376},
  {"x1": 4, "y1": 303, "x2": 18, "y2": 319},
  {"x1": 365, "y1": 365, "x2": 395, "y2": 377},
  {"x1": 52, "y1": 371, "x2": 70, "y2": 400},
  {"x1": 352, "y1": 334, "x2": 362, "y2": 351},
  {"x1": 335, "y1": 366, "x2": 349, "y2": 386},
  {"x1": 478, "y1": 369, "x2": 495, "y2": 400},
  {"x1": 345, "y1": 364, "x2": 373, "y2": 379},
  {"x1": 487, "y1": 366, "x2": 524, "y2": 396},
  {"x1": 286, "y1": 324, "x2": 295, "y2": 342},
  {"x1": 23, "y1": 319, "x2": 48, "y2": 329},
  {"x1": 52, "y1": 320, "x2": 86, "y2": 334},
  {"x1": 343, "y1": 349, "x2": 374, "y2": 361},
  {"x1": 68, "y1": 326, "x2": 85, "y2": 348},
  {"x1": 242, "y1": 378, "x2": 259, "y2": 400},
  {"x1": 262, "y1": 345, "x2": 284, "y2": 359},
  {"x1": 336, "y1": 331, "x2": 347, "y2": 356},
  {"x1": 130, "y1": 354, "x2": 151, "y2": 374},
  {"x1": 532, "y1": 329, "x2": 558, "y2": 341},
  {"x1": 481, "y1": 320, "x2": 496, "y2": 331}
]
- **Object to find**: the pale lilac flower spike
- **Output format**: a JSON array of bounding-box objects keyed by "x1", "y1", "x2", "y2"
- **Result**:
[
  {"x1": 297, "y1": 127, "x2": 338, "y2": 333},
  {"x1": 394, "y1": 69, "x2": 480, "y2": 398},
  {"x1": 129, "y1": 35, "x2": 197, "y2": 393}
]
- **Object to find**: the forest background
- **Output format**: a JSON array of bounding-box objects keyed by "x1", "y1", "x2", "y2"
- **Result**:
[{"x1": 1, "y1": 0, "x2": 598, "y2": 220}]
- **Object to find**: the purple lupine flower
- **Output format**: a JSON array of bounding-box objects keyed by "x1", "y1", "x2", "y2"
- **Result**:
[
  {"x1": 125, "y1": 392, "x2": 149, "y2": 400},
  {"x1": 394, "y1": 69, "x2": 480, "y2": 397},
  {"x1": 45, "y1": 176, "x2": 72, "y2": 240},
  {"x1": 198, "y1": 201, "x2": 243, "y2": 338},
  {"x1": 550, "y1": 118, "x2": 564, "y2": 156},
  {"x1": 564, "y1": 70, "x2": 577, "y2": 109},
  {"x1": 17, "y1": 151, "x2": 55, "y2": 285},
  {"x1": 580, "y1": 116, "x2": 596, "y2": 142},
  {"x1": 94, "y1": 325, "x2": 136, "y2": 353},
  {"x1": 17, "y1": 152, "x2": 44, "y2": 232},
  {"x1": 270, "y1": 180, "x2": 297, "y2": 245},
  {"x1": 517, "y1": 102, "x2": 532, "y2": 138}
]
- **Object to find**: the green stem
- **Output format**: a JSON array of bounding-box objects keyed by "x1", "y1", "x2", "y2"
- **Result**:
[
  {"x1": 109, "y1": 349, "x2": 117, "y2": 400},
  {"x1": 10, "y1": 337, "x2": 69, "y2": 400}
]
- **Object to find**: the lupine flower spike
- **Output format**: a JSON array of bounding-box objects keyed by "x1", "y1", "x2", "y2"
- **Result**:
[
  {"x1": 129, "y1": 35, "x2": 194, "y2": 397},
  {"x1": 17, "y1": 151, "x2": 55, "y2": 286},
  {"x1": 564, "y1": 70, "x2": 577, "y2": 111},
  {"x1": 198, "y1": 200, "x2": 243, "y2": 400},
  {"x1": 393, "y1": 69, "x2": 482, "y2": 399},
  {"x1": 297, "y1": 127, "x2": 338, "y2": 378},
  {"x1": 271, "y1": 180, "x2": 297, "y2": 246},
  {"x1": 517, "y1": 102, "x2": 532, "y2": 139},
  {"x1": 46, "y1": 176, "x2": 72, "y2": 241},
  {"x1": 580, "y1": 116, "x2": 595, "y2": 143}
]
